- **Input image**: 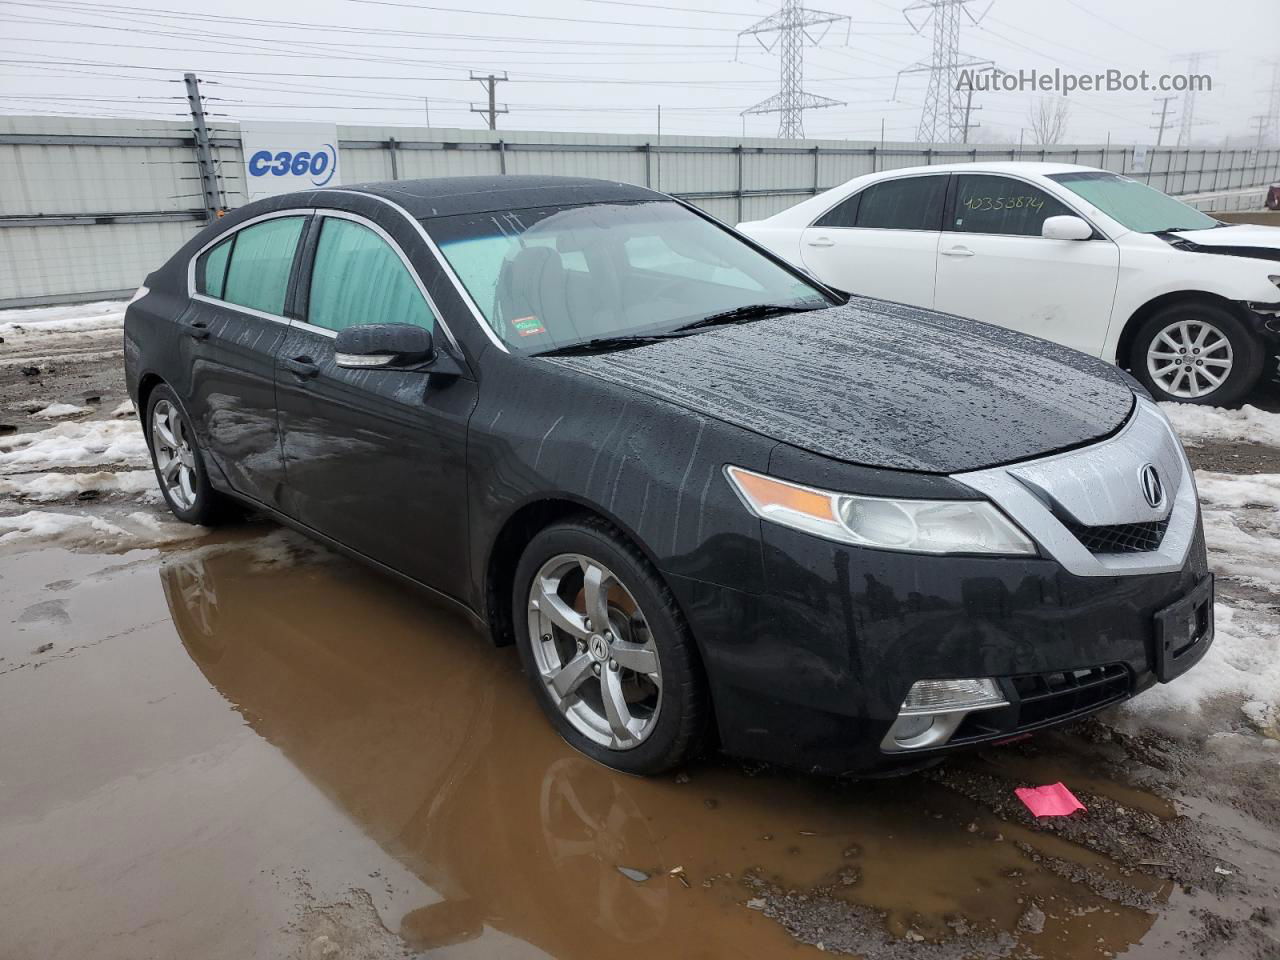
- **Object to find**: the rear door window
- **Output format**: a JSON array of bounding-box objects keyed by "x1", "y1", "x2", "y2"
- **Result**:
[
  {"x1": 853, "y1": 176, "x2": 947, "y2": 231},
  {"x1": 949, "y1": 175, "x2": 1073, "y2": 236},
  {"x1": 306, "y1": 217, "x2": 435, "y2": 333},
  {"x1": 220, "y1": 216, "x2": 306, "y2": 316},
  {"x1": 196, "y1": 236, "x2": 232, "y2": 299}
]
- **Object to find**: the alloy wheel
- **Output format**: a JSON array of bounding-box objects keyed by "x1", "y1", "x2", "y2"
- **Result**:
[
  {"x1": 528, "y1": 553, "x2": 663, "y2": 750},
  {"x1": 151, "y1": 399, "x2": 198, "y2": 510},
  {"x1": 1146, "y1": 319, "x2": 1233, "y2": 399}
]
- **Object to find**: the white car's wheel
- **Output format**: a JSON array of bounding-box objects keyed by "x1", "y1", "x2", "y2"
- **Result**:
[{"x1": 1130, "y1": 303, "x2": 1264, "y2": 406}]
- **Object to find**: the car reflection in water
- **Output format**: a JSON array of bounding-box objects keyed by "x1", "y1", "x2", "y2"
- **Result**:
[{"x1": 158, "y1": 539, "x2": 1160, "y2": 959}]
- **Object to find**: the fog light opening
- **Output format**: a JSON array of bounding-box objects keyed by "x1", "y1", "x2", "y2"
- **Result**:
[{"x1": 881, "y1": 678, "x2": 1010, "y2": 752}]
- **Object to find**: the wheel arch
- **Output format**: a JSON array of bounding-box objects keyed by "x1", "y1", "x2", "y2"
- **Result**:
[
  {"x1": 1115, "y1": 289, "x2": 1251, "y2": 371},
  {"x1": 135, "y1": 372, "x2": 167, "y2": 432},
  {"x1": 482, "y1": 495, "x2": 670, "y2": 649}
]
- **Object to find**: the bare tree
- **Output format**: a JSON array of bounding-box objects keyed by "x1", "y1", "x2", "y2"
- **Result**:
[{"x1": 1028, "y1": 97, "x2": 1071, "y2": 145}]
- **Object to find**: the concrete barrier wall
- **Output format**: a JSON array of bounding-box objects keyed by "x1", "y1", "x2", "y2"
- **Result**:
[{"x1": 3, "y1": 115, "x2": 1279, "y2": 306}]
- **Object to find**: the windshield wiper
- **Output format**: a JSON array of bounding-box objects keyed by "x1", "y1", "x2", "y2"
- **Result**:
[
  {"x1": 534, "y1": 333, "x2": 683, "y2": 356},
  {"x1": 674, "y1": 301, "x2": 825, "y2": 333}
]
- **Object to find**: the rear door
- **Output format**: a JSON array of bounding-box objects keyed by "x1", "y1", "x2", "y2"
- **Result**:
[
  {"x1": 798, "y1": 174, "x2": 947, "y2": 307},
  {"x1": 187, "y1": 212, "x2": 309, "y2": 507},
  {"x1": 932, "y1": 173, "x2": 1120, "y2": 355},
  {"x1": 274, "y1": 210, "x2": 477, "y2": 598}
]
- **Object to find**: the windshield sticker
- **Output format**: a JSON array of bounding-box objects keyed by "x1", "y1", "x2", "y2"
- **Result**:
[{"x1": 512, "y1": 315, "x2": 547, "y2": 336}]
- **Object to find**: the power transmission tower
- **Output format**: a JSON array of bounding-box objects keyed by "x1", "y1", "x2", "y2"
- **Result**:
[
  {"x1": 896, "y1": 0, "x2": 994, "y2": 144},
  {"x1": 469, "y1": 71, "x2": 509, "y2": 130},
  {"x1": 1249, "y1": 114, "x2": 1269, "y2": 150},
  {"x1": 738, "y1": 0, "x2": 851, "y2": 140},
  {"x1": 183, "y1": 72, "x2": 221, "y2": 221},
  {"x1": 1173, "y1": 52, "x2": 1211, "y2": 146},
  {"x1": 1262, "y1": 60, "x2": 1280, "y2": 147},
  {"x1": 1151, "y1": 95, "x2": 1178, "y2": 147}
]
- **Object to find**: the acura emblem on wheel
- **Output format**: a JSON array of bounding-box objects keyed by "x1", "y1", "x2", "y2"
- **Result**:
[{"x1": 1140, "y1": 464, "x2": 1164, "y2": 509}]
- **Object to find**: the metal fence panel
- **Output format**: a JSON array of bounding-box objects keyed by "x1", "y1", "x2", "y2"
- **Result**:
[{"x1": 2, "y1": 115, "x2": 1278, "y2": 305}]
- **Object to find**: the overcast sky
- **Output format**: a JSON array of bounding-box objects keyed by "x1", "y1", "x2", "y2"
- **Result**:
[{"x1": 0, "y1": 0, "x2": 1275, "y2": 145}]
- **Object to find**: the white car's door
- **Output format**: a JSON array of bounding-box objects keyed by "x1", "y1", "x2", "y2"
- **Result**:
[
  {"x1": 798, "y1": 174, "x2": 947, "y2": 309},
  {"x1": 933, "y1": 174, "x2": 1120, "y2": 356}
]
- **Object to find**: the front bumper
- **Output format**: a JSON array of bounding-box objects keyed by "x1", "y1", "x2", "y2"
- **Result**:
[{"x1": 668, "y1": 517, "x2": 1210, "y2": 777}]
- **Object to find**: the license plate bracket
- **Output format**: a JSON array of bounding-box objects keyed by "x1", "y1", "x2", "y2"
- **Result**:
[{"x1": 1153, "y1": 574, "x2": 1214, "y2": 682}]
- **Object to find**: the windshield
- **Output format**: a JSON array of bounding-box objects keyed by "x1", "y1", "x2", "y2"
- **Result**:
[
  {"x1": 1048, "y1": 171, "x2": 1219, "y2": 233},
  {"x1": 427, "y1": 200, "x2": 831, "y2": 354}
]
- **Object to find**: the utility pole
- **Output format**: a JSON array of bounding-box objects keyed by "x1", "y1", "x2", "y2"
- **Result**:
[
  {"x1": 183, "y1": 72, "x2": 221, "y2": 221},
  {"x1": 1150, "y1": 95, "x2": 1177, "y2": 147},
  {"x1": 738, "y1": 0, "x2": 850, "y2": 139},
  {"x1": 424, "y1": 97, "x2": 430, "y2": 128},
  {"x1": 895, "y1": 0, "x2": 994, "y2": 144},
  {"x1": 960, "y1": 83, "x2": 981, "y2": 143},
  {"x1": 1262, "y1": 61, "x2": 1280, "y2": 148},
  {"x1": 469, "y1": 71, "x2": 509, "y2": 130}
]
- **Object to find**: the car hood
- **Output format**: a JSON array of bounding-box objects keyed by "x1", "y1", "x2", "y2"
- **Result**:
[
  {"x1": 545, "y1": 297, "x2": 1135, "y2": 474},
  {"x1": 1168, "y1": 223, "x2": 1280, "y2": 260}
]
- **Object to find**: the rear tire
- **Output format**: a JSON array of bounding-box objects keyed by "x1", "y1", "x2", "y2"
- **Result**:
[
  {"x1": 512, "y1": 516, "x2": 708, "y2": 775},
  {"x1": 1129, "y1": 302, "x2": 1263, "y2": 406},
  {"x1": 144, "y1": 384, "x2": 226, "y2": 526}
]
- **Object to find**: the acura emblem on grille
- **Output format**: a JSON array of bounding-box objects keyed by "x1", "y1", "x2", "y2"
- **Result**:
[{"x1": 1140, "y1": 464, "x2": 1164, "y2": 509}]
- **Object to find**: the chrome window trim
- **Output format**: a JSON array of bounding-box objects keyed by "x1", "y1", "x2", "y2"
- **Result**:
[
  {"x1": 185, "y1": 208, "x2": 310, "y2": 320},
  {"x1": 952, "y1": 397, "x2": 1196, "y2": 577},
  {"x1": 317, "y1": 189, "x2": 510, "y2": 353}
]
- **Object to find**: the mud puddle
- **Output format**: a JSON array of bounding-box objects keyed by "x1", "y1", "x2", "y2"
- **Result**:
[{"x1": 1, "y1": 530, "x2": 1277, "y2": 960}]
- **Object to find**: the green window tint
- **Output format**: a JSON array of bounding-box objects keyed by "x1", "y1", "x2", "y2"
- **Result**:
[
  {"x1": 197, "y1": 236, "x2": 233, "y2": 299},
  {"x1": 308, "y1": 218, "x2": 435, "y2": 333},
  {"x1": 222, "y1": 216, "x2": 306, "y2": 315},
  {"x1": 1048, "y1": 171, "x2": 1218, "y2": 233}
]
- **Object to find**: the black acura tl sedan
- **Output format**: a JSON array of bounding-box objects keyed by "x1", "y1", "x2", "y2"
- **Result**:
[{"x1": 125, "y1": 175, "x2": 1214, "y2": 776}]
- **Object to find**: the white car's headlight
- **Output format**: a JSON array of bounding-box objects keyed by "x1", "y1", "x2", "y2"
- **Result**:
[{"x1": 725, "y1": 465, "x2": 1036, "y2": 556}]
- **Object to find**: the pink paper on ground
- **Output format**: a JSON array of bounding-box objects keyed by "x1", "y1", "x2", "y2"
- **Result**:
[{"x1": 1015, "y1": 782, "x2": 1086, "y2": 817}]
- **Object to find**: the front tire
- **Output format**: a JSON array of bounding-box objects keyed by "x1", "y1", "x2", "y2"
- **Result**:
[
  {"x1": 144, "y1": 385, "x2": 225, "y2": 526},
  {"x1": 1129, "y1": 302, "x2": 1263, "y2": 405},
  {"x1": 512, "y1": 516, "x2": 708, "y2": 775}
]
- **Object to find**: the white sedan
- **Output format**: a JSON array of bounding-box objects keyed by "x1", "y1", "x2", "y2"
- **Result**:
[{"x1": 738, "y1": 162, "x2": 1280, "y2": 404}]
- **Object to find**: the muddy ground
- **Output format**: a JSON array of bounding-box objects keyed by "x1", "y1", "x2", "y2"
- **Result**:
[{"x1": 1, "y1": 317, "x2": 1278, "y2": 960}]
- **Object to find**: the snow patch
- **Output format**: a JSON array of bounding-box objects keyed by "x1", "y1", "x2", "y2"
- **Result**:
[
  {"x1": 110, "y1": 399, "x2": 135, "y2": 418},
  {"x1": 1197, "y1": 472, "x2": 1280, "y2": 587},
  {"x1": 0, "y1": 469, "x2": 156, "y2": 503},
  {"x1": 0, "y1": 420, "x2": 147, "y2": 471},
  {"x1": 1160, "y1": 403, "x2": 1280, "y2": 447},
  {"x1": 0, "y1": 509, "x2": 204, "y2": 550},
  {"x1": 32, "y1": 402, "x2": 91, "y2": 420},
  {"x1": 0, "y1": 300, "x2": 126, "y2": 337}
]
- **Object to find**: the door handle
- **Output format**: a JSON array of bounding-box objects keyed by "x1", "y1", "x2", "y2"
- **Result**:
[
  {"x1": 185, "y1": 321, "x2": 210, "y2": 340},
  {"x1": 806, "y1": 236, "x2": 836, "y2": 248},
  {"x1": 940, "y1": 246, "x2": 975, "y2": 257},
  {"x1": 282, "y1": 356, "x2": 319, "y2": 380}
]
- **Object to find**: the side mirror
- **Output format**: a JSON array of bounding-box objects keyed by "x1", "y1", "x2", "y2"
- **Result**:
[
  {"x1": 1041, "y1": 215, "x2": 1093, "y2": 241},
  {"x1": 334, "y1": 323, "x2": 434, "y2": 369}
]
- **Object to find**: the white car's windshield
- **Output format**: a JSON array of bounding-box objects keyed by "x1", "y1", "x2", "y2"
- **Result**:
[
  {"x1": 1048, "y1": 171, "x2": 1219, "y2": 233},
  {"x1": 427, "y1": 200, "x2": 831, "y2": 354}
]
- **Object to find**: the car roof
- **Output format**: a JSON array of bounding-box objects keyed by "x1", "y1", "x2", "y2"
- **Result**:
[
  {"x1": 864, "y1": 161, "x2": 1100, "y2": 178},
  {"x1": 322, "y1": 175, "x2": 665, "y2": 219}
]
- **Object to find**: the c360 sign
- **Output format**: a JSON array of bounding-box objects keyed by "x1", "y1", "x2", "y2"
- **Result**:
[
  {"x1": 239, "y1": 123, "x2": 341, "y2": 199},
  {"x1": 247, "y1": 144, "x2": 337, "y2": 186}
]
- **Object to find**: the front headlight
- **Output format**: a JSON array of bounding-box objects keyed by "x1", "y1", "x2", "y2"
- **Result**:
[{"x1": 725, "y1": 465, "x2": 1036, "y2": 556}]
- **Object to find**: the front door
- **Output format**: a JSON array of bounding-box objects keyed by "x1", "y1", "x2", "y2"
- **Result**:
[
  {"x1": 185, "y1": 213, "x2": 309, "y2": 507},
  {"x1": 799, "y1": 174, "x2": 948, "y2": 307},
  {"x1": 274, "y1": 212, "x2": 477, "y2": 599},
  {"x1": 932, "y1": 174, "x2": 1120, "y2": 356}
]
